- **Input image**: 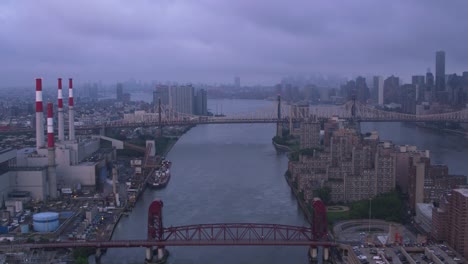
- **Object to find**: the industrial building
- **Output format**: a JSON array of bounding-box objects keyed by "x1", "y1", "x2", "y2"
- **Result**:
[{"x1": 0, "y1": 78, "x2": 115, "y2": 202}]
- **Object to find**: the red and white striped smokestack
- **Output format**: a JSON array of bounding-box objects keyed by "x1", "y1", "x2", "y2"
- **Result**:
[
  {"x1": 47, "y1": 102, "x2": 58, "y2": 198},
  {"x1": 35, "y1": 78, "x2": 45, "y2": 149},
  {"x1": 47, "y1": 103, "x2": 54, "y2": 148},
  {"x1": 57, "y1": 78, "x2": 64, "y2": 141},
  {"x1": 68, "y1": 78, "x2": 75, "y2": 141}
]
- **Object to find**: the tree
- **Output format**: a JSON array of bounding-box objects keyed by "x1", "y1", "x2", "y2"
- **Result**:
[{"x1": 314, "y1": 187, "x2": 331, "y2": 204}]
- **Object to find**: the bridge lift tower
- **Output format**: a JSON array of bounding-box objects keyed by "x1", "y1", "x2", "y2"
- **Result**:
[
  {"x1": 350, "y1": 96, "x2": 361, "y2": 133},
  {"x1": 276, "y1": 94, "x2": 283, "y2": 137}
]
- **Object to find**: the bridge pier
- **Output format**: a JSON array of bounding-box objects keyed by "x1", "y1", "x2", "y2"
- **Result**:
[
  {"x1": 310, "y1": 247, "x2": 317, "y2": 259},
  {"x1": 324, "y1": 247, "x2": 329, "y2": 261},
  {"x1": 157, "y1": 247, "x2": 165, "y2": 260},
  {"x1": 99, "y1": 126, "x2": 107, "y2": 137},
  {"x1": 146, "y1": 247, "x2": 153, "y2": 261},
  {"x1": 95, "y1": 248, "x2": 102, "y2": 264},
  {"x1": 276, "y1": 95, "x2": 283, "y2": 138}
]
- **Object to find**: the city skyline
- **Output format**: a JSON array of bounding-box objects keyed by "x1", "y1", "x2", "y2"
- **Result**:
[{"x1": 2, "y1": 1, "x2": 468, "y2": 87}]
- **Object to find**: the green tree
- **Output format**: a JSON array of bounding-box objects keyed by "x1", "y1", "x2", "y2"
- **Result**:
[{"x1": 314, "y1": 187, "x2": 331, "y2": 204}]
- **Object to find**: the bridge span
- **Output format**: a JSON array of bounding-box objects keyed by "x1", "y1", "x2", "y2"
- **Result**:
[
  {"x1": 0, "y1": 200, "x2": 333, "y2": 263},
  {"x1": 1, "y1": 98, "x2": 468, "y2": 134}
]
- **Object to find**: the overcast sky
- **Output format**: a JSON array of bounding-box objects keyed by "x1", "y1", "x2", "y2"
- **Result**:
[{"x1": 1, "y1": 0, "x2": 468, "y2": 87}]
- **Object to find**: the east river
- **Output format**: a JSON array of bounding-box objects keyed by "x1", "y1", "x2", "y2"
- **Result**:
[{"x1": 97, "y1": 99, "x2": 468, "y2": 264}]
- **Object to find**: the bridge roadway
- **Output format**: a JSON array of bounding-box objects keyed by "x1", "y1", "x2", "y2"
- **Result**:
[
  {"x1": 0, "y1": 239, "x2": 338, "y2": 250},
  {"x1": 2, "y1": 114, "x2": 468, "y2": 134},
  {"x1": 0, "y1": 223, "x2": 340, "y2": 251}
]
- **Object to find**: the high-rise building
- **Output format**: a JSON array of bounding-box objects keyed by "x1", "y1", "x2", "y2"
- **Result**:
[
  {"x1": 448, "y1": 189, "x2": 468, "y2": 258},
  {"x1": 169, "y1": 85, "x2": 194, "y2": 114},
  {"x1": 234, "y1": 76, "x2": 240, "y2": 88},
  {"x1": 116, "y1": 83, "x2": 123, "y2": 101},
  {"x1": 400, "y1": 84, "x2": 417, "y2": 114},
  {"x1": 412, "y1": 75, "x2": 425, "y2": 101},
  {"x1": 373, "y1": 76, "x2": 384, "y2": 105},
  {"x1": 194, "y1": 89, "x2": 208, "y2": 116},
  {"x1": 355, "y1": 76, "x2": 369, "y2": 103},
  {"x1": 383, "y1": 76, "x2": 400, "y2": 104},
  {"x1": 436, "y1": 51, "x2": 446, "y2": 92},
  {"x1": 426, "y1": 71, "x2": 435, "y2": 87},
  {"x1": 153, "y1": 85, "x2": 170, "y2": 112}
]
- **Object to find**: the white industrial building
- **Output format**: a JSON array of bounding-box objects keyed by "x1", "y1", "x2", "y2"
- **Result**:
[{"x1": 0, "y1": 78, "x2": 115, "y2": 202}]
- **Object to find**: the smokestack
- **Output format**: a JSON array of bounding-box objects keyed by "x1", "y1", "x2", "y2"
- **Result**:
[
  {"x1": 57, "y1": 78, "x2": 64, "y2": 141},
  {"x1": 47, "y1": 103, "x2": 57, "y2": 198},
  {"x1": 47, "y1": 103, "x2": 55, "y2": 148},
  {"x1": 35, "y1": 78, "x2": 45, "y2": 149},
  {"x1": 68, "y1": 78, "x2": 75, "y2": 141}
]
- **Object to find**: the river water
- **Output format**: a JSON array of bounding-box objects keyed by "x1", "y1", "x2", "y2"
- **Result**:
[
  {"x1": 98, "y1": 99, "x2": 468, "y2": 264},
  {"x1": 100, "y1": 99, "x2": 310, "y2": 264}
]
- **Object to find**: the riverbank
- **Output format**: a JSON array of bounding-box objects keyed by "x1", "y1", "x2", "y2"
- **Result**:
[
  {"x1": 272, "y1": 141, "x2": 292, "y2": 152},
  {"x1": 415, "y1": 123, "x2": 468, "y2": 137},
  {"x1": 284, "y1": 171, "x2": 313, "y2": 225}
]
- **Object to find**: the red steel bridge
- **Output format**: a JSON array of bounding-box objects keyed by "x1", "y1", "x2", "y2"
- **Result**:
[
  {"x1": 0, "y1": 200, "x2": 333, "y2": 262},
  {"x1": 1, "y1": 98, "x2": 468, "y2": 134}
]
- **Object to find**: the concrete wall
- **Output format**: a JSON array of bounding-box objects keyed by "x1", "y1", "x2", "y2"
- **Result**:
[
  {"x1": 0, "y1": 149, "x2": 15, "y2": 163},
  {"x1": 61, "y1": 164, "x2": 97, "y2": 187},
  {"x1": 0, "y1": 171, "x2": 11, "y2": 201},
  {"x1": 11, "y1": 170, "x2": 47, "y2": 201}
]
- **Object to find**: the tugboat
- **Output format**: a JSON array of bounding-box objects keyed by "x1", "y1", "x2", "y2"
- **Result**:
[{"x1": 148, "y1": 160, "x2": 172, "y2": 189}]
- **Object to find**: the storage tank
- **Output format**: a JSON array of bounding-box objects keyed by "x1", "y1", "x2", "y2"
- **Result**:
[{"x1": 33, "y1": 212, "x2": 59, "y2": 232}]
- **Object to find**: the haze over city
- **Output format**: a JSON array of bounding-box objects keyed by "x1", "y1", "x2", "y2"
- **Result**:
[
  {"x1": 2, "y1": 1, "x2": 468, "y2": 264},
  {"x1": 2, "y1": 0, "x2": 468, "y2": 87}
]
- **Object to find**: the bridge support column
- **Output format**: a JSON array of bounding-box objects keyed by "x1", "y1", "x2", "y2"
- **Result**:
[
  {"x1": 95, "y1": 248, "x2": 102, "y2": 264},
  {"x1": 276, "y1": 95, "x2": 283, "y2": 138},
  {"x1": 310, "y1": 247, "x2": 317, "y2": 259},
  {"x1": 146, "y1": 247, "x2": 153, "y2": 261},
  {"x1": 323, "y1": 247, "x2": 329, "y2": 261},
  {"x1": 100, "y1": 126, "x2": 107, "y2": 136},
  {"x1": 157, "y1": 247, "x2": 164, "y2": 260}
]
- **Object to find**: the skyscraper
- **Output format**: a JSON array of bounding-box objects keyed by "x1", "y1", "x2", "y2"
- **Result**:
[
  {"x1": 153, "y1": 85, "x2": 169, "y2": 105},
  {"x1": 411, "y1": 75, "x2": 425, "y2": 101},
  {"x1": 234, "y1": 76, "x2": 240, "y2": 88},
  {"x1": 373, "y1": 76, "x2": 384, "y2": 105},
  {"x1": 194, "y1": 89, "x2": 208, "y2": 116},
  {"x1": 169, "y1": 85, "x2": 194, "y2": 114},
  {"x1": 383, "y1": 76, "x2": 400, "y2": 104},
  {"x1": 116, "y1": 83, "x2": 123, "y2": 101},
  {"x1": 436, "y1": 51, "x2": 446, "y2": 91}
]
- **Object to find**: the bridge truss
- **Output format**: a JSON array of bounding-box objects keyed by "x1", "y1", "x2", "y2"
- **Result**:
[{"x1": 2, "y1": 99, "x2": 468, "y2": 134}]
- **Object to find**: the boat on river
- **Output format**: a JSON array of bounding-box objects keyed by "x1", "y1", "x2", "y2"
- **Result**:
[{"x1": 147, "y1": 160, "x2": 172, "y2": 189}]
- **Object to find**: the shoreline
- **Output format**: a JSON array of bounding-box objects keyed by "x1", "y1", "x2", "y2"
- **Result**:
[
  {"x1": 272, "y1": 141, "x2": 293, "y2": 152},
  {"x1": 284, "y1": 172, "x2": 313, "y2": 225},
  {"x1": 108, "y1": 126, "x2": 189, "y2": 238},
  {"x1": 413, "y1": 123, "x2": 468, "y2": 137}
]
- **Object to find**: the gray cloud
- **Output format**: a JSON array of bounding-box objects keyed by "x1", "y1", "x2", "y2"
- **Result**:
[{"x1": 1, "y1": 0, "x2": 468, "y2": 87}]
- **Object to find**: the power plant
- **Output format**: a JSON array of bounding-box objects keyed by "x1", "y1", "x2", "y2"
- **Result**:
[{"x1": 0, "y1": 78, "x2": 115, "y2": 202}]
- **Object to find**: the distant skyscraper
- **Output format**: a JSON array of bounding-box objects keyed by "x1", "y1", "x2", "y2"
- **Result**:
[
  {"x1": 153, "y1": 85, "x2": 169, "y2": 108},
  {"x1": 383, "y1": 76, "x2": 400, "y2": 104},
  {"x1": 194, "y1": 89, "x2": 208, "y2": 116},
  {"x1": 169, "y1": 85, "x2": 194, "y2": 114},
  {"x1": 411, "y1": 75, "x2": 425, "y2": 101},
  {"x1": 373, "y1": 76, "x2": 384, "y2": 105},
  {"x1": 116, "y1": 83, "x2": 123, "y2": 101},
  {"x1": 436, "y1": 51, "x2": 446, "y2": 91},
  {"x1": 355, "y1": 76, "x2": 369, "y2": 103},
  {"x1": 234, "y1": 76, "x2": 240, "y2": 88}
]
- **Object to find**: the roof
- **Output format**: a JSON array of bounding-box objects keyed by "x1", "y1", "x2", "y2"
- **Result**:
[
  {"x1": 416, "y1": 203, "x2": 433, "y2": 218},
  {"x1": 453, "y1": 188, "x2": 468, "y2": 198},
  {"x1": 33, "y1": 212, "x2": 59, "y2": 221}
]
